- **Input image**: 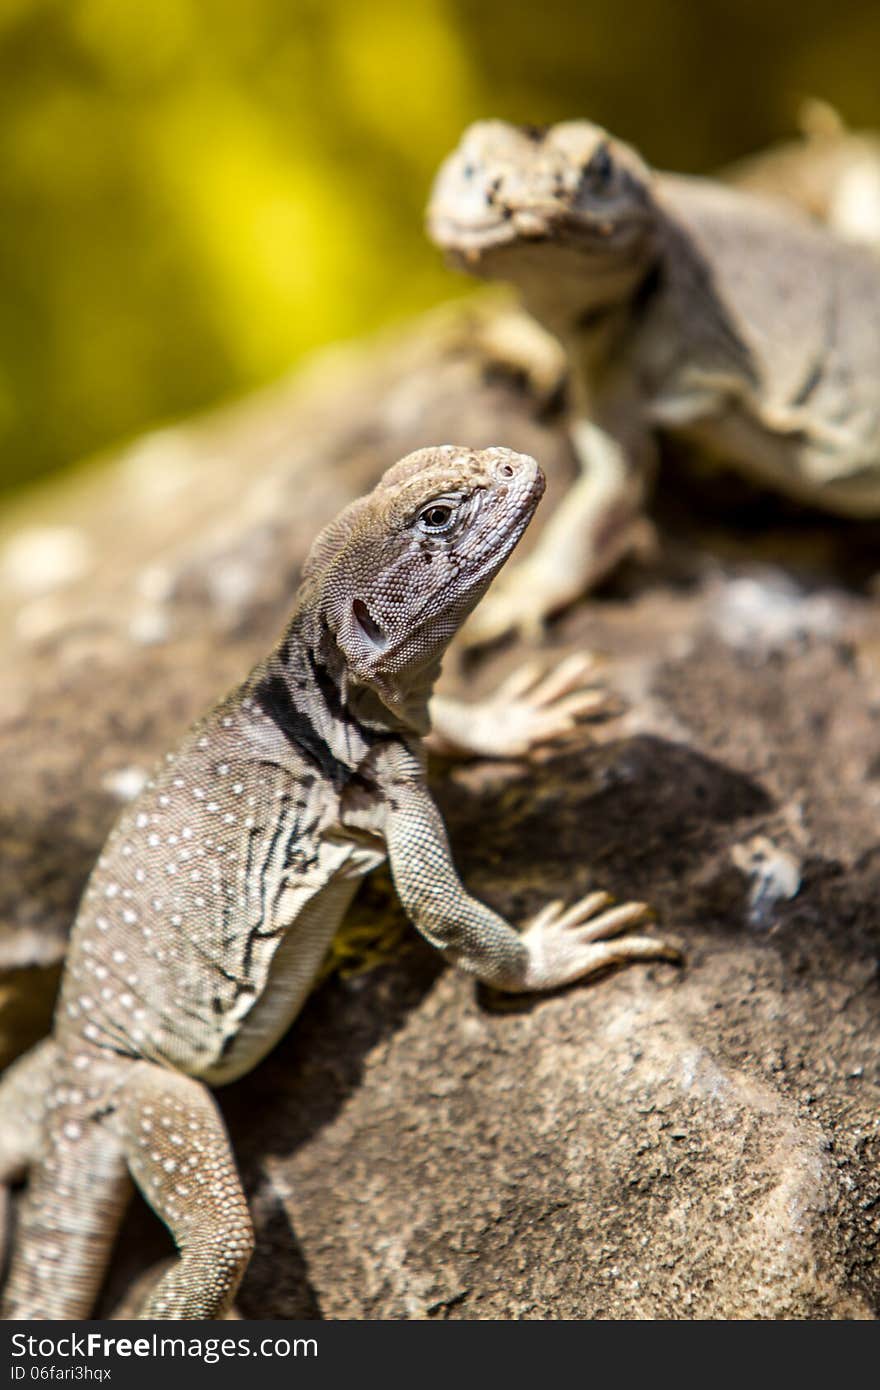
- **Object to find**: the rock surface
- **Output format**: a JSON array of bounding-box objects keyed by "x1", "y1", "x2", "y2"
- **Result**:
[{"x1": 2, "y1": 299, "x2": 879, "y2": 1318}]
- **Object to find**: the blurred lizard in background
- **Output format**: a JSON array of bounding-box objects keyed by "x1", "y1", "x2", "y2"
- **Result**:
[{"x1": 428, "y1": 119, "x2": 880, "y2": 645}]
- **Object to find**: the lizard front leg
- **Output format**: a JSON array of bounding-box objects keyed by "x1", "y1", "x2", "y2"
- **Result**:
[
  {"x1": 384, "y1": 781, "x2": 679, "y2": 991},
  {"x1": 459, "y1": 418, "x2": 656, "y2": 649}
]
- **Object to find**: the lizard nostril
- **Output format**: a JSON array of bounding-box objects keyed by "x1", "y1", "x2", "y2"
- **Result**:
[{"x1": 498, "y1": 462, "x2": 515, "y2": 478}]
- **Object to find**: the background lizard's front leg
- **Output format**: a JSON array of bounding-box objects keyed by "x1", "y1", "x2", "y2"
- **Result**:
[
  {"x1": 460, "y1": 418, "x2": 656, "y2": 648},
  {"x1": 385, "y1": 781, "x2": 679, "y2": 991}
]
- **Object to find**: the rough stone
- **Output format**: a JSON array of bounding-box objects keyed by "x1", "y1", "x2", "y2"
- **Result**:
[{"x1": 2, "y1": 298, "x2": 879, "y2": 1318}]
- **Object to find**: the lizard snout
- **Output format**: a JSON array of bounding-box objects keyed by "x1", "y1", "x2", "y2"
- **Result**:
[{"x1": 486, "y1": 448, "x2": 544, "y2": 498}]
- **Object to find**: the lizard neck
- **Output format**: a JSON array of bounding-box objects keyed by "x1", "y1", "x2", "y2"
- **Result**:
[
  {"x1": 249, "y1": 604, "x2": 433, "y2": 790},
  {"x1": 304, "y1": 579, "x2": 452, "y2": 735},
  {"x1": 517, "y1": 221, "x2": 662, "y2": 347}
]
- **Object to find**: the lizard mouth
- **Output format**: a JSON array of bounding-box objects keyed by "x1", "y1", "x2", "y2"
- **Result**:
[
  {"x1": 428, "y1": 207, "x2": 550, "y2": 255},
  {"x1": 428, "y1": 204, "x2": 631, "y2": 262}
]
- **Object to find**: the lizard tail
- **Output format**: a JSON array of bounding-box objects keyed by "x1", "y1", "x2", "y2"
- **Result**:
[
  {"x1": 0, "y1": 1038, "x2": 57, "y2": 1280},
  {"x1": 1, "y1": 1042, "x2": 132, "y2": 1319},
  {"x1": 2, "y1": 1099, "x2": 131, "y2": 1319}
]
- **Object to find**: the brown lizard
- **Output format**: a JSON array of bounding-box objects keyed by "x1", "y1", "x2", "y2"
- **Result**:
[
  {"x1": 427, "y1": 120, "x2": 880, "y2": 645},
  {"x1": 0, "y1": 445, "x2": 676, "y2": 1319}
]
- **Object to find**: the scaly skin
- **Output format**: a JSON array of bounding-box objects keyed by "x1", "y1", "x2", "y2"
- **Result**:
[
  {"x1": 428, "y1": 119, "x2": 880, "y2": 645},
  {"x1": 0, "y1": 446, "x2": 677, "y2": 1320}
]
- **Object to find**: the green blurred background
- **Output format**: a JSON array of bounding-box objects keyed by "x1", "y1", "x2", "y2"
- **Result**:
[{"x1": 1, "y1": 0, "x2": 879, "y2": 498}]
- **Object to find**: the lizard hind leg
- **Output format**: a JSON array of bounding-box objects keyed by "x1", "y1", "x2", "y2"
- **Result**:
[{"x1": 117, "y1": 1062, "x2": 254, "y2": 1319}]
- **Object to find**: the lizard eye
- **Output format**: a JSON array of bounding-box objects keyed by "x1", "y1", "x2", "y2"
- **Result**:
[
  {"x1": 582, "y1": 144, "x2": 615, "y2": 195},
  {"x1": 417, "y1": 500, "x2": 457, "y2": 534}
]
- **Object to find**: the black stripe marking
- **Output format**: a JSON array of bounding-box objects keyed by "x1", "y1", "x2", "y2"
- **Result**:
[
  {"x1": 255, "y1": 672, "x2": 353, "y2": 791},
  {"x1": 307, "y1": 648, "x2": 347, "y2": 723},
  {"x1": 306, "y1": 647, "x2": 397, "y2": 752},
  {"x1": 243, "y1": 800, "x2": 292, "y2": 974},
  {"x1": 255, "y1": 797, "x2": 295, "y2": 955}
]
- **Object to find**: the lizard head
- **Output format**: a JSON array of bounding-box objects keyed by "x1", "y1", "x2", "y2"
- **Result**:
[
  {"x1": 303, "y1": 446, "x2": 544, "y2": 712},
  {"x1": 427, "y1": 119, "x2": 655, "y2": 284}
]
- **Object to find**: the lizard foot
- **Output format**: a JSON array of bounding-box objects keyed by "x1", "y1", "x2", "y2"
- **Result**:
[
  {"x1": 520, "y1": 890, "x2": 681, "y2": 991},
  {"x1": 428, "y1": 651, "x2": 614, "y2": 759}
]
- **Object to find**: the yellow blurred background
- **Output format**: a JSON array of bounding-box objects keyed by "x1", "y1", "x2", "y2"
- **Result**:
[{"x1": 1, "y1": 0, "x2": 879, "y2": 497}]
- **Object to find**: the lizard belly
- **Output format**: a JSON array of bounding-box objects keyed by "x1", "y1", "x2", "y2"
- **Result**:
[
  {"x1": 198, "y1": 835, "x2": 386, "y2": 1085},
  {"x1": 63, "y1": 736, "x2": 389, "y2": 1085}
]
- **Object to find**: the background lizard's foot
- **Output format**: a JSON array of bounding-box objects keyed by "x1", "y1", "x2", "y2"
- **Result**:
[
  {"x1": 428, "y1": 651, "x2": 614, "y2": 759},
  {"x1": 520, "y1": 890, "x2": 681, "y2": 991}
]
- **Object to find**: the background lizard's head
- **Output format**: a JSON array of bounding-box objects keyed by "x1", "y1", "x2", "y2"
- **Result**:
[
  {"x1": 428, "y1": 119, "x2": 656, "y2": 285},
  {"x1": 302, "y1": 445, "x2": 544, "y2": 708}
]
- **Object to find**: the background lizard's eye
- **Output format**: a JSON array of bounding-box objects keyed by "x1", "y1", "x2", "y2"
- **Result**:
[
  {"x1": 418, "y1": 501, "x2": 456, "y2": 533},
  {"x1": 582, "y1": 144, "x2": 615, "y2": 195}
]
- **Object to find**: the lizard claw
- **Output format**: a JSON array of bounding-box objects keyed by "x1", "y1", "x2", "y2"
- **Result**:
[{"x1": 520, "y1": 888, "x2": 681, "y2": 990}]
